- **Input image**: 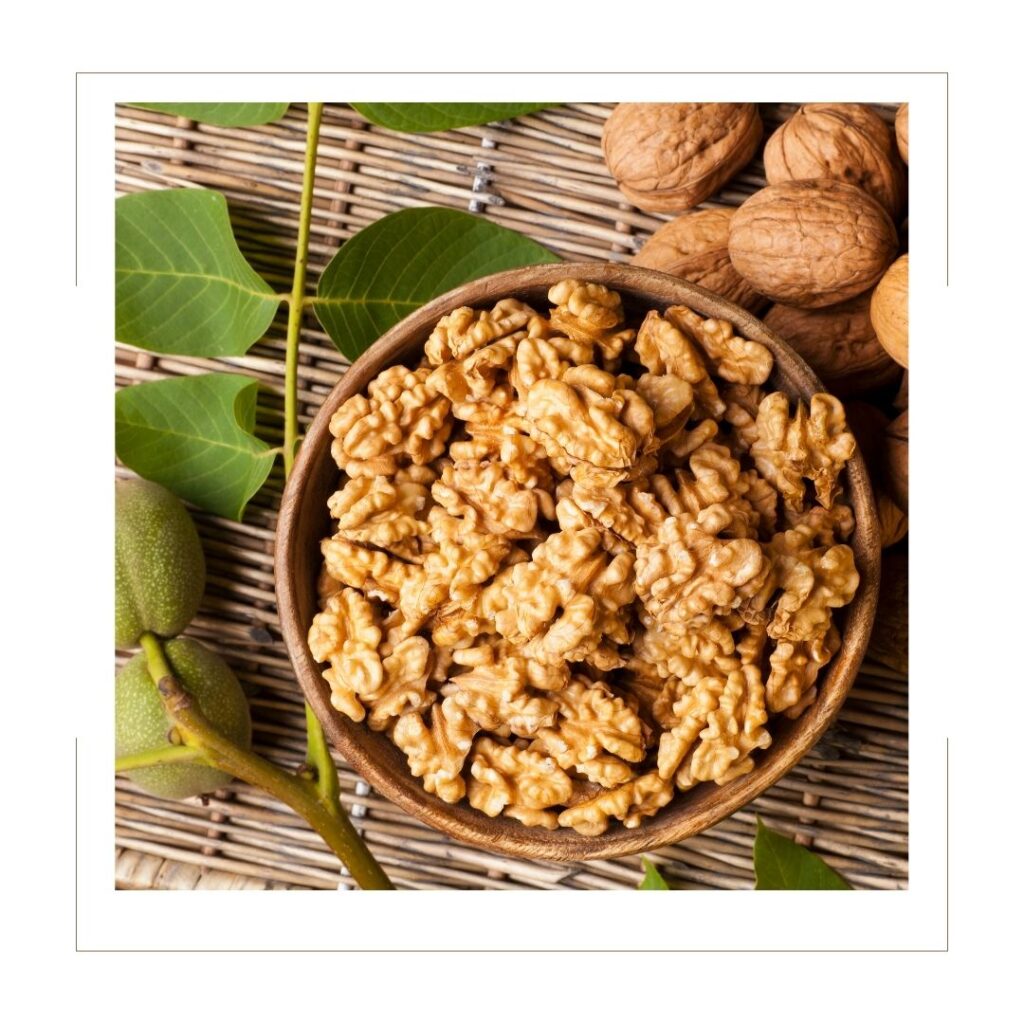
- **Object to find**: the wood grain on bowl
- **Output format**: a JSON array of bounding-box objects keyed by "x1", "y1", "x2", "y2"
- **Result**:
[{"x1": 275, "y1": 263, "x2": 881, "y2": 861}]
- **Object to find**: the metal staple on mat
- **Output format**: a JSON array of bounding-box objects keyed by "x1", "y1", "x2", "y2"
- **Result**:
[
  {"x1": 467, "y1": 135, "x2": 497, "y2": 213},
  {"x1": 336, "y1": 779, "x2": 373, "y2": 891}
]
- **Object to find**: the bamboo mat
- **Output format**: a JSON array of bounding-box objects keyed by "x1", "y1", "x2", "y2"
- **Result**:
[{"x1": 114, "y1": 102, "x2": 908, "y2": 891}]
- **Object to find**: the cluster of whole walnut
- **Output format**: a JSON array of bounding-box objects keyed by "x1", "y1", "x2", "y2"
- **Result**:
[
  {"x1": 308, "y1": 279, "x2": 862, "y2": 836},
  {"x1": 606, "y1": 102, "x2": 909, "y2": 539}
]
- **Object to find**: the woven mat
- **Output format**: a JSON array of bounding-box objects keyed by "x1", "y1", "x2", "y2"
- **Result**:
[{"x1": 114, "y1": 102, "x2": 908, "y2": 891}]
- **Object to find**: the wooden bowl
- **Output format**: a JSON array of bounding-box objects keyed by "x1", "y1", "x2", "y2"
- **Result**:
[{"x1": 275, "y1": 263, "x2": 881, "y2": 862}]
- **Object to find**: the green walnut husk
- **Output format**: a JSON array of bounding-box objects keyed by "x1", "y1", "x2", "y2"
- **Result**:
[
  {"x1": 115, "y1": 478, "x2": 206, "y2": 647},
  {"x1": 116, "y1": 637, "x2": 252, "y2": 799}
]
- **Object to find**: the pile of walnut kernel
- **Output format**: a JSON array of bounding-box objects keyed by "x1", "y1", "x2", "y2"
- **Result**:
[{"x1": 308, "y1": 279, "x2": 860, "y2": 837}]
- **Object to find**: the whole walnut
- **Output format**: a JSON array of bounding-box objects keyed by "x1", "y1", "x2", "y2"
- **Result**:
[
  {"x1": 877, "y1": 493, "x2": 908, "y2": 549},
  {"x1": 763, "y1": 104, "x2": 906, "y2": 217},
  {"x1": 842, "y1": 400, "x2": 889, "y2": 480},
  {"x1": 893, "y1": 370, "x2": 908, "y2": 412},
  {"x1": 868, "y1": 550, "x2": 908, "y2": 674},
  {"x1": 728, "y1": 179, "x2": 898, "y2": 308},
  {"x1": 843, "y1": 402, "x2": 907, "y2": 547},
  {"x1": 602, "y1": 103, "x2": 762, "y2": 213},
  {"x1": 895, "y1": 104, "x2": 908, "y2": 164},
  {"x1": 762, "y1": 293, "x2": 901, "y2": 396},
  {"x1": 632, "y1": 207, "x2": 762, "y2": 310},
  {"x1": 870, "y1": 253, "x2": 908, "y2": 369},
  {"x1": 885, "y1": 409, "x2": 909, "y2": 513}
]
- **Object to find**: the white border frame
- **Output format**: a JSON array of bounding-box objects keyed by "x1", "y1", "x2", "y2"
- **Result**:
[{"x1": 76, "y1": 72, "x2": 944, "y2": 952}]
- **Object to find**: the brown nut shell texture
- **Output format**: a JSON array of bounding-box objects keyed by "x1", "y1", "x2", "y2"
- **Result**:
[
  {"x1": 762, "y1": 293, "x2": 900, "y2": 396},
  {"x1": 876, "y1": 493, "x2": 908, "y2": 549},
  {"x1": 309, "y1": 280, "x2": 862, "y2": 836},
  {"x1": 868, "y1": 551, "x2": 907, "y2": 676},
  {"x1": 895, "y1": 104, "x2": 908, "y2": 164},
  {"x1": 602, "y1": 103, "x2": 762, "y2": 213},
  {"x1": 764, "y1": 103, "x2": 906, "y2": 217},
  {"x1": 870, "y1": 253, "x2": 908, "y2": 369},
  {"x1": 842, "y1": 402, "x2": 906, "y2": 548},
  {"x1": 632, "y1": 208, "x2": 763, "y2": 311},
  {"x1": 728, "y1": 179, "x2": 898, "y2": 309},
  {"x1": 885, "y1": 409, "x2": 909, "y2": 513}
]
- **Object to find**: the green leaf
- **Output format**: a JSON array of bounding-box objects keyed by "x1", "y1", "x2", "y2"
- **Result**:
[
  {"x1": 638, "y1": 857, "x2": 671, "y2": 890},
  {"x1": 351, "y1": 103, "x2": 552, "y2": 133},
  {"x1": 115, "y1": 373, "x2": 278, "y2": 521},
  {"x1": 753, "y1": 818, "x2": 852, "y2": 890},
  {"x1": 116, "y1": 189, "x2": 281, "y2": 356},
  {"x1": 313, "y1": 207, "x2": 560, "y2": 359},
  {"x1": 131, "y1": 103, "x2": 290, "y2": 126}
]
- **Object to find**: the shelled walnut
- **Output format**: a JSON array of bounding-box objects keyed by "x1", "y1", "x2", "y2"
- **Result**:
[{"x1": 309, "y1": 280, "x2": 862, "y2": 836}]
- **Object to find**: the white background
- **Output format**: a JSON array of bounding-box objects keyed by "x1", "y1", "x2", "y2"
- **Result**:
[{"x1": 4, "y1": 0, "x2": 1018, "y2": 1015}]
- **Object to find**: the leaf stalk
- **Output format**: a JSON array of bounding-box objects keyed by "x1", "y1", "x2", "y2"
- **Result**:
[
  {"x1": 135, "y1": 632, "x2": 393, "y2": 890},
  {"x1": 283, "y1": 102, "x2": 323, "y2": 477},
  {"x1": 115, "y1": 744, "x2": 208, "y2": 772}
]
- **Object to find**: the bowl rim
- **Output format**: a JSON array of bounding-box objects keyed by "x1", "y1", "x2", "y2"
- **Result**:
[{"x1": 275, "y1": 261, "x2": 881, "y2": 862}]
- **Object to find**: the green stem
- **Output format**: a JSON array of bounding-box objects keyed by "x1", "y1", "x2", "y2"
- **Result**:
[
  {"x1": 276, "y1": 102, "x2": 388, "y2": 882},
  {"x1": 305, "y1": 702, "x2": 341, "y2": 805},
  {"x1": 139, "y1": 632, "x2": 393, "y2": 890},
  {"x1": 116, "y1": 744, "x2": 208, "y2": 772},
  {"x1": 283, "y1": 101, "x2": 323, "y2": 478}
]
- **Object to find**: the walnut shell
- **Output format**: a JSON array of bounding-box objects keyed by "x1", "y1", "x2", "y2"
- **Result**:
[
  {"x1": 884, "y1": 409, "x2": 908, "y2": 513},
  {"x1": 843, "y1": 400, "x2": 889, "y2": 480},
  {"x1": 877, "y1": 493, "x2": 908, "y2": 549},
  {"x1": 868, "y1": 550, "x2": 908, "y2": 674},
  {"x1": 632, "y1": 208, "x2": 762, "y2": 310},
  {"x1": 870, "y1": 253, "x2": 908, "y2": 369},
  {"x1": 728, "y1": 180, "x2": 898, "y2": 309},
  {"x1": 602, "y1": 103, "x2": 762, "y2": 213},
  {"x1": 893, "y1": 370, "x2": 908, "y2": 412},
  {"x1": 895, "y1": 104, "x2": 908, "y2": 164},
  {"x1": 762, "y1": 293, "x2": 901, "y2": 396},
  {"x1": 764, "y1": 104, "x2": 906, "y2": 217},
  {"x1": 843, "y1": 401, "x2": 907, "y2": 547}
]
